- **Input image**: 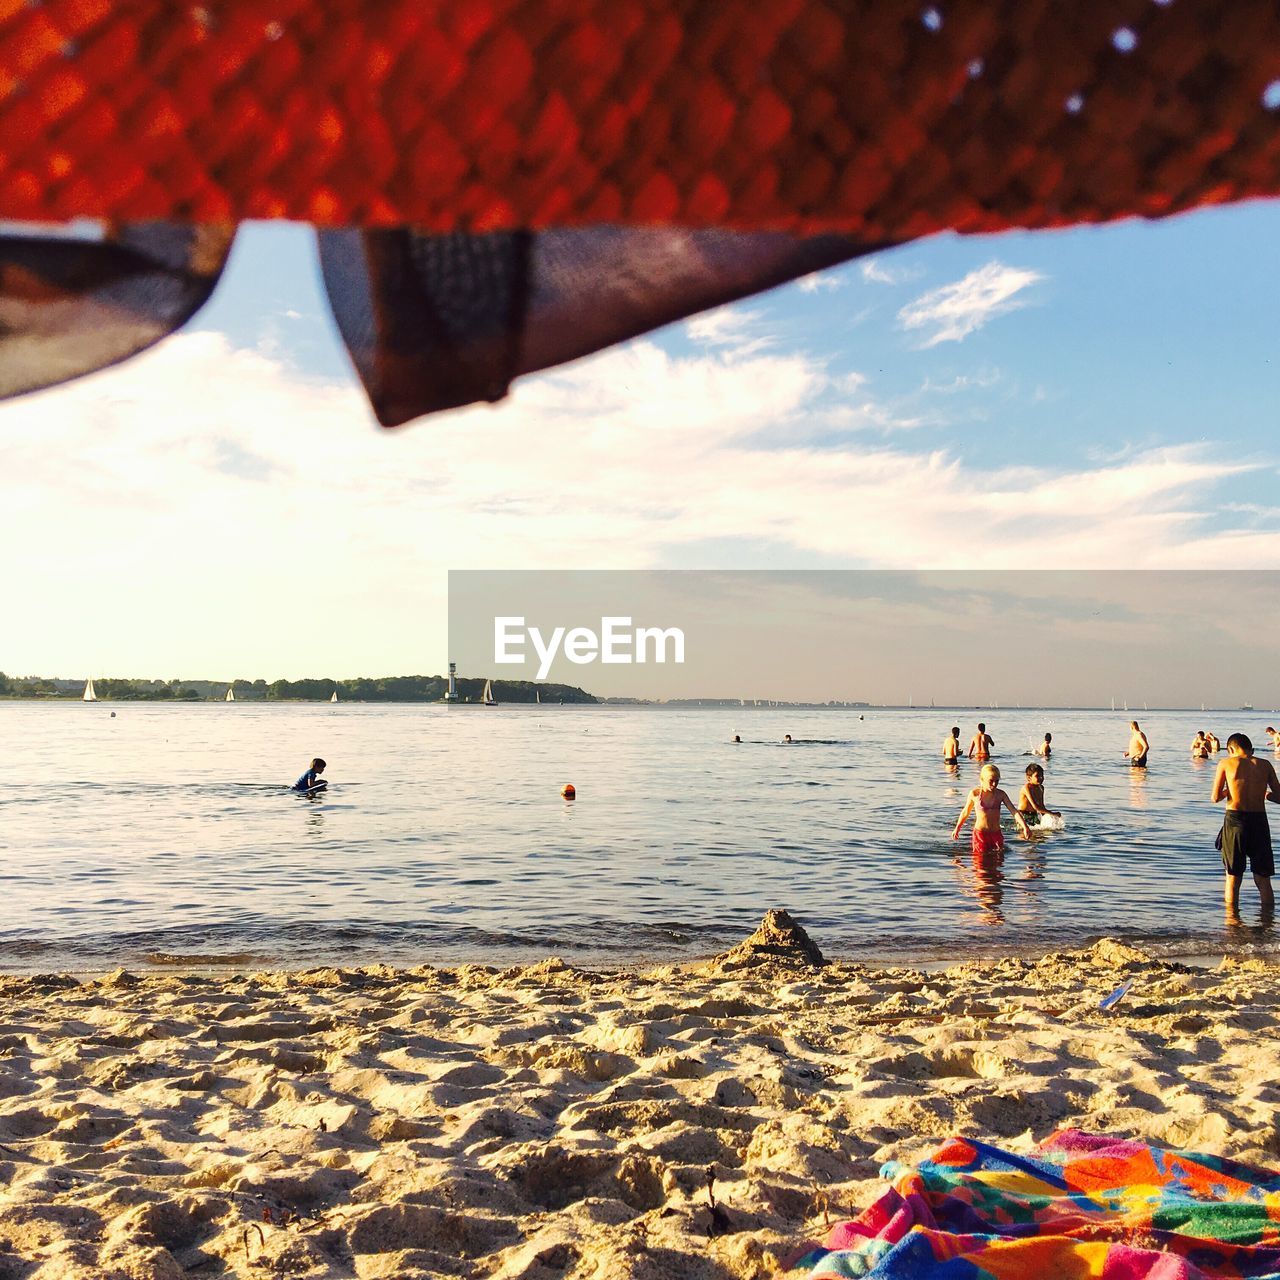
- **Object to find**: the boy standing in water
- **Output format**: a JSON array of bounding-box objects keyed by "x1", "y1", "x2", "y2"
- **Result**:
[
  {"x1": 1035, "y1": 732, "x2": 1053, "y2": 758},
  {"x1": 953, "y1": 764, "x2": 1030, "y2": 853},
  {"x1": 1212, "y1": 733, "x2": 1279, "y2": 915},
  {"x1": 943, "y1": 726, "x2": 961, "y2": 764},
  {"x1": 293, "y1": 757, "x2": 327, "y2": 792},
  {"x1": 1018, "y1": 763, "x2": 1060, "y2": 829},
  {"x1": 968, "y1": 722, "x2": 994, "y2": 760}
]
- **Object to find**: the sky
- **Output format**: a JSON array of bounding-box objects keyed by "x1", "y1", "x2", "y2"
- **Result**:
[
  {"x1": 3, "y1": 202, "x2": 1279, "y2": 687},
  {"x1": 448, "y1": 570, "x2": 1280, "y2": 705}
]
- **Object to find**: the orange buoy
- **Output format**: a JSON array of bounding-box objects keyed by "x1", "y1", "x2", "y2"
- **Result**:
[{"x1": 561, "y1": 784, "x2": 576, "y2": 799}]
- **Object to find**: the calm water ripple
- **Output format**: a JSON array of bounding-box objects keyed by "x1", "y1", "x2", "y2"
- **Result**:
[{"x1": 0, "y1": 702, "x2": 1277, "y2": 970}]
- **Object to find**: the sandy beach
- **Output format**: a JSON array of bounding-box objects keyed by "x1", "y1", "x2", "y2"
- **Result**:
[{"x1": 2, "y1": 911, "x2": 1279, "y2": 1279}]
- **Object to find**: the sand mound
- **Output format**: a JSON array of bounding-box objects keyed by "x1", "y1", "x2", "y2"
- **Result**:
[
  {"x1": 0, "y1": 917, "x2": 1276, "y2": 1278},
  {"x1": 698, "y1": 909, "x2": 827, "y2": 977}
]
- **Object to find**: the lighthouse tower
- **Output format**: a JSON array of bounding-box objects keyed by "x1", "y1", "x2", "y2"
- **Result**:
[{"x1": 444, "y1": 662, "x2": 460, "y2": 702}]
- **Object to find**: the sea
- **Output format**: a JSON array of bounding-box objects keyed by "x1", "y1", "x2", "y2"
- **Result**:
[{"x1": 0, "y1": 701, "x2": 1274, "y2": 973}]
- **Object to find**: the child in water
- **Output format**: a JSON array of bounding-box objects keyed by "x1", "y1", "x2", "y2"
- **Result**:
[
  {"x1": 953, "y1": 763, "x2": 1030, "y2": 852},
  {"x1": 1017, "y1": 763, "x2": 1061, "y2": 829},
  {"x1": 293, "y1": 757, "x2": 327, "y2": 792}
]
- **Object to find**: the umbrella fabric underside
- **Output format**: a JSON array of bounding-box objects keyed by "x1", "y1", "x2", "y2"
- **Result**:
[{"x1": 2, "y1": 0, "x2": 1279, "y2": 423}]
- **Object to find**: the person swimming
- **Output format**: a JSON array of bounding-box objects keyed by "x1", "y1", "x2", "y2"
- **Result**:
[
  {"x1": 1017, "y1": 763, "x2": 1061, "y2": 829},
  {"x1": 953, "y1": 763, "x2": 1029, "y2": 854},
  {"x1": 292, "y1": 757, "x2": 327, "y2": 792}
]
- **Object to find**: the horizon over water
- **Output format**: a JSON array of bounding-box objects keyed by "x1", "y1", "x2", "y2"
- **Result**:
[{"x1": 1, "y1": 702, "x2": 1277, "y2": 973}]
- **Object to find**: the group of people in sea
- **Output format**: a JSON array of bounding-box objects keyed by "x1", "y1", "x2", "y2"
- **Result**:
[
  {"x1": 944, "y1": 718, "x2": 1280, "y2": 920},
  {"x1": 945, "y1": 722, "x2": 1059, "y2": 855},
  {"x1": 299, "y1": 712, "x2": 1280, "y2": 922}
]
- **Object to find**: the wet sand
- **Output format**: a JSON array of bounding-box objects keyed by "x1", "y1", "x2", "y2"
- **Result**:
[{"x1": 2, "y1": 912, "x2": 1279, "y2": 1278}]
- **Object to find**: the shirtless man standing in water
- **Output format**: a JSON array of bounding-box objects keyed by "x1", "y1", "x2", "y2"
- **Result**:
[
  {"x1": 1124, "y1": 721, "x2": 1149, "y2": 768},
  {"x1": 968, "y1": 722, "x2": 994, "y2": 761},
  {"x1": 1213, "y1": 733, "x2": 1280, "y2": 917}
]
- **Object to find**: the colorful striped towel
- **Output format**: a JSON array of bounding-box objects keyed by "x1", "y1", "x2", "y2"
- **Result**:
[{"x1": 791, "y1": 1130, "x2": 1280, "y2": 1278}]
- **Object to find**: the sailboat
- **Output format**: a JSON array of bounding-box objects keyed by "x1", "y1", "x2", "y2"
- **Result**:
[
  {"x1": 482, "y1": 679, "x2": 496, "y2": 706},
  {"x1": 536, "y1": 689, "x2": 541, "y2": 705},
  {"x1": 330, "y1": 691, "x2": 338, "y2": 703},
  {"x1": 225, "y1": 686, "x2": 235, "y2": 702},
  {"x1": 82, "y1": 678, "x2": 97, "y2": 702}
]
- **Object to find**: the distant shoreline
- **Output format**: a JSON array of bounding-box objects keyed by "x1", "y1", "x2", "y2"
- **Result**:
[{"x1": 0, "y1": 698, "x2": 1270, "y2": 712}]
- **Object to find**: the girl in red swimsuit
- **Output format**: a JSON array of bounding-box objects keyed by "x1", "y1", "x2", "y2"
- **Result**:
[{"x1": 952, "y1": 764, "x2": 1030, "y2": 853}]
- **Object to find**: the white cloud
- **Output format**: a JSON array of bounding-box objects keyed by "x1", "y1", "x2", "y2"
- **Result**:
[
  {"x1": 0, "y1": 331, "x2": 1273, "y2": 678},
  {"x1": 684, "y1": 305, "x2": 768, "y2": 350},
  {"x1": 899, "y1": 262, "x2": 1044, "y2": 346},
  {"x1": 922, "y1": 369, "x2": 1001, "y2": 393},
  {"x1": 861, "y1": 258, "x2": 920, "y2": 285},
  {"x1": 796, "y1": 271, "x2": 845, "y2": 293}
]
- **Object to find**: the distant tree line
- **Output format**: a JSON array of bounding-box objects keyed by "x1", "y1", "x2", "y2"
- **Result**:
[{"x1": 0, "y1": 672, "x2": 596, "y2": 704}]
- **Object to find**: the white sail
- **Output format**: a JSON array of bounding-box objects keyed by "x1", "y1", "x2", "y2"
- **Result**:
[
  {"x1": 225, "y1": 687, "x2": 235, "y2": 702},
  {"x1": 483, "y1": 679, "x2": 496, "y2": 705},
  {"x1": 536, "y1": 689, "x2": 541, "y2": 704},
  {"x1": 82, "y1": 678, "x2": 97, "y2": 703},
  {"x1": 330, "y1": 691, "x2": 338, "y2": 703}
]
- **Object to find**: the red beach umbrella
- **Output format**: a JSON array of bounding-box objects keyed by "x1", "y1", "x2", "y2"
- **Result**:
[{"x1": 2, "y1": 0, "x2": 1279, "y2": 424}]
